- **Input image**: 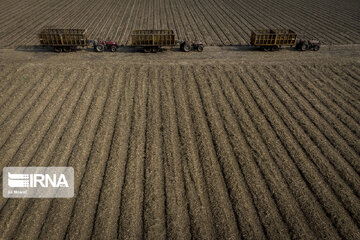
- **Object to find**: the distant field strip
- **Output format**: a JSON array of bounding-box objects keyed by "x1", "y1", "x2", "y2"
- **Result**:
[
  {"x1": 0, "y1": 62, "x2": 359, "y2": 239},
  {"x1": 1, "y1": 0, "x2": 360, "y2": 47}
]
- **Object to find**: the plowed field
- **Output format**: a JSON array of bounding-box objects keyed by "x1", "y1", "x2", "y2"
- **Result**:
[
  {"x1": 0, "y1": 0, "x2": 360, "y2": 47},
  {"x1": 0, "y1": 47, "x2": 359, "y2": 239}
]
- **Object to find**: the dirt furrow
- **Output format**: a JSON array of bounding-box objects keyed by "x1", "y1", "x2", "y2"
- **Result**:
[
  {"x1": 170, "y1": 65, "x2": 216, "y2": 239},
  {"x1": 194, "y1": 66, "x2": 293, "y2": 239},
  {"x1": 181, "y1": 65, "x2": 243, "y2": 239},
  {"x1": 281, "y1": 65, "x2": 360, "y2": 155},
  {"x1": 327, "y1": 66, "x2": 360, "y2": 99},
  {"x1": 294, "y1": 65, "x2": 360, "y2": 139},
  {"x1": 0, "y1": 68, "x2": 65, "y2": 166},
  {"x1": 1, "y1": 68, "x2": 91, "y2": 240},
  {"x1": 207, "y1": 65, "x2": 317, "y2": 239},
  {"x1": 64, "y1": 68, "x2": 123, "y2": 239},
  {"x1": 305, "y1": 65, "x2": 360, "y2": 113},
  {"x1": 0, "y1": 65, "x2": 26, "y2": 96},
  {"x1": 0, "y1": 67, "x2": 52, "y2": 129},
  {"x1": 304, "y1": 66, "x2": 360, "y2": 127},
  {"x1": 37, "y1": 69, "x2": 110, "y2": 240},
  {"x1": 0, "y1": 66, "x2": 32, "y2": 111},
  {"x1": 269, "y1": 66, "x2": 360, "y2": 179},
  {"x1": 92, "y1": 66, "x2": 137, "y2": 239},
  {"x1": 161, "y1": 66, "x2": 194, "y2": 239},
  {"x1": 117, "y1": 0, "x2": 137, "y2": 44},
  {"x1": 220, "y1": 64, "x2": 340, "y2": 239},
  {"x1": 256, "y1": 66, "x2": 360, "y2": 219},
  {"x1": 0, "y1": 68, "x2": 46, "y2": 126},
  {"x1": 118, "y1": 66, "x2": 148, "y2": 240},
  {"x1": 142, "y1": 66, "x2": 166, "y2": 240},
  {"x1": 241, "y1": 65, "x2": 360, "y2": 240}
]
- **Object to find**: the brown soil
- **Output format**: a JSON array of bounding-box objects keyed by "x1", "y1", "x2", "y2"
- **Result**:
[{"x1": 0, "y1": 45, "x2": 359, "y2": 239}]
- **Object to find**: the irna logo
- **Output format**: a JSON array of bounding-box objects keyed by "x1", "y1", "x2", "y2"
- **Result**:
[
  {"x1": 3, "y1": 167, "x2": 74, "y2": 198},
  {"x1": 8, "y1": 172, "x2": 69, "y2": 188}
]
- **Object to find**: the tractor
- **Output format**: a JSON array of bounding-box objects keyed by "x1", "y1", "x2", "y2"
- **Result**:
[
  {"x1": 296, "y1": 39, "x2": 320, "y2": 51},
  {"x1": 94, "y1": 40, "x2": 119, "y2": 52},
  {"x1": 180, "y1": 41, "x2": 204, "y2": 52}
]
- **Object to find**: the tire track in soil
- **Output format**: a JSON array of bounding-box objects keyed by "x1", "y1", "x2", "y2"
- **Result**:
[
  {"x1": 37, "y1": 68, "x2": 110, "y2": 240},
  {"x1": 206, "y1": 65, "x2": 317, "y2": 239},
  {"x1": 142, "y1": 66, "x2": 166, "y2": 240},
  {"x1": 220, "y1": 64, "x2": 340, "y2": 239},
  {"x1": 92, "y1": 66, "x2": 137, "y2": 240},
  {"x1": 64, "y1": 67, "x2": 124, "y2": 240},
  {"x1": 0, "y1": 68, "x2": 91, "y2": 240},
  {"x1": 118, "y1": 66, "x2": 148, "y2": 240},
  {"x1": 265, "y1": 66, "x2": 360, "y2": 198},
  {"x1": 170, "y1": 65, "x2": 216, "y2": 240},
  {"x1": 241, "y1": 65, "x2": 360, "y2": 240},
  {"x1": 193, "y1": 66, "x2": 291, "y2": 239}
]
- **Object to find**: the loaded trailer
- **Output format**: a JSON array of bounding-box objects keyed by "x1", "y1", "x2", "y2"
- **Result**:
[
  {"x1": 250, "y1": 29, "x2": 297, "y2": 51},
  {"x1": 38, "y1": 28, "x2": 119, "y2": 52},
  {"x1": 38, "y1": 28, "x2": 88, "y2": 52},
  {"x1": 130, "y1": 30, "x2": 203, "y2": 53},
  {"x1": 250, "y1": 28, "x2": 320, "y2": 51}
]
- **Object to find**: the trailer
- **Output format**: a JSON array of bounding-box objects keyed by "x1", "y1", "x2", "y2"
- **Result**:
[
  {"x1": 130, "y1": 30, "x2": 203, "y2": 53},
  {"x1": 38, "y1": 28, "x2": 88, "y2": 52},
  {"x1": 250, "y1": 29, "x2": 297, "y2": 51}
]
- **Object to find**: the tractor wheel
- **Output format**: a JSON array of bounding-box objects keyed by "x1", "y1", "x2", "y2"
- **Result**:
[
  {"x1": 301, "y1": 43, "x2": 307, "y2": 51},
  {"x1": 313, "y1": 45, "x2": 320, "y2": 51},
  {"x1": 183, "y1": 43, "x2": 191, "y2": 52},
  {"x1": 111, "y1": 46, "x2": 117, "y2": 52},
  {"x1": 54, "y1": 47, "x2": 62, "y2": 53},
  {"x1": 96, "y1": 44, "x2": 104, "y2": 52},
  {"x1": 197, "y1": 45, "x2": 204, "y2": 52},
  {"x1": 63, "y1": 47, "x2": 70, "y2": 52}
]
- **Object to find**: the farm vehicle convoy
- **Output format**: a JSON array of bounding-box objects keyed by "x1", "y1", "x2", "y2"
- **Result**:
[{"x1": 38, "y1": 28, "x2": 320, "y2": 53}]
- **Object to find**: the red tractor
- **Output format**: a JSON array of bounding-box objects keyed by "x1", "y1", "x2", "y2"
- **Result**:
[{"x1": 94, "y1": 40, "x2": 119, "y2": 52}]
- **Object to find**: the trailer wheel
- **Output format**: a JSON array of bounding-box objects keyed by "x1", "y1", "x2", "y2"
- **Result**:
[
  {"x1": 183, "y1": 43, "x2": 191, "y2": 52},
  {"x1": 263, "y1": 47, "x2": 270, "y2": 52},
  {"x1": 110, "y1": 46, "x2": 117, "y2": 52},
  {"x1": 313, "y1": 45, "x2": 320, "y2": 51},
  {"x1": 197, "y1": 45, "x2": 204, "y2": 52},
  {"x1": 151, "y1": 47, "x2": 158, "y2": 53},
  {"x1": 96, "y1": 44, "x2": 104, "y2": 52},
  {"x1": 144, "y1": 47, "x2": 151, "y2": 53},
  {"x1": 54, "y1": 47, "x2": 62, "y2": 53},
  {"x1": 63, "y1": 47, "x2": 70, "y2": 52}
]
